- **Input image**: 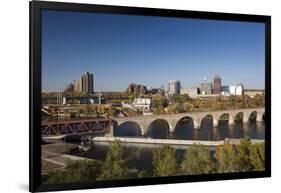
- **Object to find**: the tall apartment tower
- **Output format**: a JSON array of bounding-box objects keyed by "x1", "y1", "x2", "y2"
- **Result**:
[
  {"x1": 168, "y1": 80, "x2": 181, "y2": 95},
  {"x1": 74, "y1": 79, "x2": 82, "y2": 92},
  {"x1": 81, "y1": 72, "x2": 94, "y2": 93},
  {"x1": 213, "y1": 75, "x2": 222, "y2": 94}
]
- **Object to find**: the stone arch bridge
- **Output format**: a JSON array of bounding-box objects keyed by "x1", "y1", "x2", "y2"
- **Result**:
[{"x1": 113, "y1": 108, "x2": 265, "y2": 136}]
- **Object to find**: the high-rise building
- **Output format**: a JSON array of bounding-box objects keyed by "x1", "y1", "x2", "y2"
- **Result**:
[
  {"x1": 73, "y1": 79, "x2": 82, "y2": 92},
  {"x1": 213, "y1": 75, "x2": 222, "y2": 94},
  {"x1": 81, "y1": 72, "x2": 94, "y2": 93},
  {"x1": 200, "y1": 82, "x2": 212, "y2": 95},
  {"x1": 168, "y1": 80, "x2": 181, "y2": 95}
]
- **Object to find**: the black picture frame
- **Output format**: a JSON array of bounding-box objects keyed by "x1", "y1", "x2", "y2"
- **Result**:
[{"x1": 30, "y1": 1, "x2": 271, "y2": 192}]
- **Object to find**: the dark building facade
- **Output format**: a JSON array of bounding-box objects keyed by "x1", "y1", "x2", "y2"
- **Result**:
[
  {"x1": 213, "y1": 75, "x2": 222, "y2": 94},
  {"x1": 149, "y1": 88, "x2": 164, "y2": 95},
  {"x1": 81, "y1": 72, "x2": 94, "y2": 93},
  {"x1": 127, "y1": 83, "x2": 147, "y2": 95}
]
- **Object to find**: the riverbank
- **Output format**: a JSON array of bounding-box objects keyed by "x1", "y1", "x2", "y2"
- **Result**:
[{"x1": 41, "y1": 143, "x2": 90, "y2": 173}]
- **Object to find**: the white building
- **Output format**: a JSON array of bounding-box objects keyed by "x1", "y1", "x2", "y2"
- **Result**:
[
  {"x1": 180, "y1": 87, "x2": 199, "y2": 98},
  {"x1": 131, "y1": 98, "x2": 152, "y2": 111},
  {"x1": 229, "y1": 84, "x2": 244, "y2": 95}
]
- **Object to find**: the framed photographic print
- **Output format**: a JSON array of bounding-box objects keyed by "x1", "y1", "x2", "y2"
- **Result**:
[{"x1": 30, "y1": 1, "x2": 271, "y2": 192}]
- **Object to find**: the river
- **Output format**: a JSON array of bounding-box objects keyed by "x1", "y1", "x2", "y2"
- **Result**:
[{"x1": 65, "y1": 120, "x2": 264, "y2": 174}]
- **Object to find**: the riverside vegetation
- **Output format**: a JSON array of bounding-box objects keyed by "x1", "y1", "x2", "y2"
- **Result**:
[{"x1": 43, "y1": 137, "x2": 265, "y2": 184}]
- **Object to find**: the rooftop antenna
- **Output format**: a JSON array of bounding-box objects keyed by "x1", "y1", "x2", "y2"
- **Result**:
[{"x1": 204, "y1": 76, "x2": 207, "y2": 82}]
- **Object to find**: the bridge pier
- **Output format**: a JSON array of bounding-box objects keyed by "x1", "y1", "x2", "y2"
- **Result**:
[
  {"x1": 243, "y1": 114, "x2": 249, "y2": 123},
  {"x1": 194, "y1": 120, "x2": 200, "y2": 129},
  {"x1": 105, "y1": 123, "x2": 115, "y2": 137},
  {"x1": 257, "y1": 113, "x2": 264, "y2": 122},
  {"x1": 213, "y1": 118, "x2": 219, "y2": 127},
  {"x1": 169, "y1": 128, "x2": 175, "y2": 133},
  {"x1": 109, "y1": 123, "x2": 114, "y2": 137},
  {"x1": 229, "y1": 117, "x2": 234, "y2": 125}
]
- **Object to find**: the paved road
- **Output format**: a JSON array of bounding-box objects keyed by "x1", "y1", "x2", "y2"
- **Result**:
[{"x1": 42, "y1": 150, "x2": 88, "y2": 167}]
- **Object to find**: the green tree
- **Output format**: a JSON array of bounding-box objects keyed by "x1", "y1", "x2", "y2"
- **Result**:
[
  {"x1": 99, "y1": 140, "x2": 140, "y2": 180},
  {"x1": 236, "y1": 137, "x2": 254, "y2": 171},
  {"x1": 183, "y1": 102, "x2": 193, "y2": 112},
  {"x1": 250, "y1": 142, "x2": 265, "y2": 171},
  {"x1": 152, "y1": 145, "x2": 178, "y2": 177},
  {"x1": 228, "y1": 95, "x2": 236, "y2": 109},
  {"x1": 77, "y1": 107, "x2": 86, "y2": 116},
  {"x1": 45, "y1": 159, "x2": 102, "y2": 184},
  {"x1": 215, "y1": 143, "x2": 238, "y2": 173},
  {"x1": 180, "y1": 144, "x2": 214, "y2": 175},
  {"x1": 108, "y1": 107, "x2": 118, "y2": 117}
]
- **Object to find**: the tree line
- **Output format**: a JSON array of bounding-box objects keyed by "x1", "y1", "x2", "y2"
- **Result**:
[
  {"x1": 43, "y1": 138, "x2": 264, "y2": 184},
  {"x1": 152, "y1": 94, "x2": 264, "y2": 115}
]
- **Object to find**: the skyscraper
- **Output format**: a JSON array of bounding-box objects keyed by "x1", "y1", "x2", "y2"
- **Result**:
[
  {"x1": 74, "y1": 79, "x2": 82, "y2": 92},
  {"x1": 168, "y1": 80, "x2": 181, "y2": 95},
  {"x1": 81, "y1": 72, "x2": 94, "y2": 93},
  {"x1": 213, "y1": 75, "x2": 222, "y2": 94}
]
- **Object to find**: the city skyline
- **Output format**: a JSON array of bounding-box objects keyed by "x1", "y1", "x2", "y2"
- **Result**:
[{"x1": 42, "y1": 10, "x2": 265, "y2": 92}]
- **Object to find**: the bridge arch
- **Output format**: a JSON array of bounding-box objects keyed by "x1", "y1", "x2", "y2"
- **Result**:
[
  {"x1": 234, "y1": 112, "x2": 243, "y2": 124},
  {"x1": 175, "y1": 116, "x2": 197, "y2": 130},
  {"x1": 146, "y1": 118, "x2": 171, "y2": 139},
  {"x1": 218, "y1": 113, "x2": 234, "y2": 125},
  {"x1": 148, "y1": 118, "x2": 173, "y2": 130},
  {"x1": 115, "y1": 120, "x2": 144, "y2": 136},
  {"x1": 199, "y1": 114, "x2": 213, "y2": 128},
  {"x1": 248, "y1": 111, "x2": 257, "y2": 122}
]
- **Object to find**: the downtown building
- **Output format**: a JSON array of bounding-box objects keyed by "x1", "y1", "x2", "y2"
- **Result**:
[
  {"x1": 213, "y1": 75, "x2": 222, "y2": 94},
  {"x1": 74, "y1": 72, "x2": 94, "y2": 94},
  {"x1": 127, "y1": 83, "x2": 147, "y2": 95},
  {"x1": 180, "y1": 87, "x2": 199, "y2": 98},
  {"x1": 168, "y1": 80, "x2": 181, "y2": 95},
  {"x1": 74, "y1": 79, "x2": 82, "y2": 92},
  {"x1": 200, "y1": 82, "x2": 212, "y2": 95}
]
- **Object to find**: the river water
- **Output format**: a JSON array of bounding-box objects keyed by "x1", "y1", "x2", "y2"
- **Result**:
[{"x1": 67, "y1": 120, "x2": 265, "y2": 174}]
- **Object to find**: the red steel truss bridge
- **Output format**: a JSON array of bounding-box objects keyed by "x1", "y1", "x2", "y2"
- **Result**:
[{"x1": 41, "y1": 118, "x2": 113, "y2": 139}]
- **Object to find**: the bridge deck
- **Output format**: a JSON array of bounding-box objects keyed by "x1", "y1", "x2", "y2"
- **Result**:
[{"x1": 42, "y1": 118, "x2": 112, "y2": 126}]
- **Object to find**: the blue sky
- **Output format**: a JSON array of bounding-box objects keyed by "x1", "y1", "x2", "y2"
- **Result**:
[{"x1": 42, "y1": 10, "x2": 265, "y2": 92}]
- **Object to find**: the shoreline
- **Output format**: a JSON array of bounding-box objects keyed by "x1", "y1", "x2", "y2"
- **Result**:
[{"x1": 92, "y1": 136, "x2": 264, "y2": 147}]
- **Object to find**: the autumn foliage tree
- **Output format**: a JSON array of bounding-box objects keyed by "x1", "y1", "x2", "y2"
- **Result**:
[
  {"x1": 152, "y1": 145, "x2": 178, "y2": 177},
  {"x1": 181, "y1": 144, "x2": 214, "y2": 175}
]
